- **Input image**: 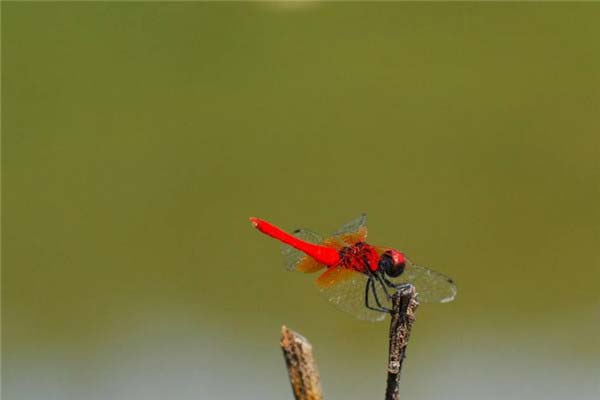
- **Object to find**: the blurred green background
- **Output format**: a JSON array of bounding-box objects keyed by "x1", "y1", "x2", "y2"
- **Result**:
[{"x1": 3, "y1": 3, "x2": 599, "y2": 400}]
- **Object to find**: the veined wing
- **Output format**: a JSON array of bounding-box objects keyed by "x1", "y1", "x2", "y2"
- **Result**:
[
  {"x1": 315, "y1": 266, "x2": 389, "y2": 322},
  {"x1": 331, "y1": 213, "x2": 368, "y2": 246},
  {"x1": 391, "y1": 258, "x2": 457, "y2": 303}
]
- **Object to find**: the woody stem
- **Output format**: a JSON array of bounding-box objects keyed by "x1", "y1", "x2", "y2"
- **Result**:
[{"x1": 384, "y1": 285, "x2": 419, "y2": 400}]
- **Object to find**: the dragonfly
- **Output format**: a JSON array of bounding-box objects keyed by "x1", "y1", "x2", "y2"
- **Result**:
[{"x1": 250, "y1": 214, "x2": 456, "y2": 321}]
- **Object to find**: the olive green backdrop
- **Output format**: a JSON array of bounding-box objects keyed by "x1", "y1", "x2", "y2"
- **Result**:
[{"x1": 3, "y1": 3, "x2": 599, "y2": 400}]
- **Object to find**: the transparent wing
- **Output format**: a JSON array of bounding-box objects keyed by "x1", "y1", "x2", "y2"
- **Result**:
[
  {"x1": 281, "y1": 229, "x2": 327, "y2": 272},
  {"x1": 316, "y1": 266, "x2": 389, "y2": 322},
  {"x1": 392, "y1": 259, "x2": 457, "y2": 303},
  {"x1": 332, "y1": 213, "x2": 368, "y2": 245}
]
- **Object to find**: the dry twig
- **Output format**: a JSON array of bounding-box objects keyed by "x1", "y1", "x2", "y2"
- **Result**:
[{"x1": 280, "y1": 325, "x2": 323, "y2": 400}]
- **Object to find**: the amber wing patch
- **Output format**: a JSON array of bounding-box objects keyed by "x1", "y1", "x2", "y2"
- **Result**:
[
  {"x1": 338, "y1": 226, "x2": 367, "y2": 245},
  {"x1": 321, "y1": 237, "x2": 344, "y2": 250},
  {"x1": 296, "y1": 257, "x2": 326, "y2": 273},
  {"x1": 315, "y1": 266, "x2": 356, "y2": 288}
]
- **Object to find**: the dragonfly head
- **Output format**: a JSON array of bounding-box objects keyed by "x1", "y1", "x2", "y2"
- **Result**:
[{"x1": 378, "y1": 249, "x2": 406, "y2": 278}]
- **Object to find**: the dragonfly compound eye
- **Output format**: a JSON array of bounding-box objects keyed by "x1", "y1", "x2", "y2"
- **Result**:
[{"x1": 379, "y1": 251, "x2": 406, "y2": 278}]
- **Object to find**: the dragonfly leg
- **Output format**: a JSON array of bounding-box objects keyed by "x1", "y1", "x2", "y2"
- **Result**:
[
  {"x1": 375, "y1": 273, "x2": 394, "y2": 300},
  {"x1": 365, "y1": 276, "x2": 390, "y2": 313},
  {"x1": 370, "y1": 278, "x2": 392, "y2": 312},
  {"x1": 381, "y1": 276, "x2": 412, "y2": 293}
]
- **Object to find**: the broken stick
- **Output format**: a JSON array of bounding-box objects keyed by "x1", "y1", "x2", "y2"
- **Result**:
[{"x1": 280, "y1": 325, "x2": 323, "y2": 400}]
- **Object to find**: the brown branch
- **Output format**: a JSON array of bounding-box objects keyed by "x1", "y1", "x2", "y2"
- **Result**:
[
  {"x1": 280, "y1": 325, "x2": 323, "y2": 400},
  {"x1": 385, "y1": 285, "x2": 419, "y2": 400}
]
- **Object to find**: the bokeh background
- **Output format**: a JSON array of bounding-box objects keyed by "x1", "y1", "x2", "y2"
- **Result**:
[{"x1": 3, "y1": 3, "x2": 599, "y2": 400}]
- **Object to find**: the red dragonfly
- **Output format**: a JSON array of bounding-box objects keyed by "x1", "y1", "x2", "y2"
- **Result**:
[{"x1": 250, "y1": 214, "x2": 456, "y2": 321}]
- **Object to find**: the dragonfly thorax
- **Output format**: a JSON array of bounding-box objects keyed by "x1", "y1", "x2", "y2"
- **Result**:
[{"x1": 338, "y1": 242, "x2": 380, "y2": 273}]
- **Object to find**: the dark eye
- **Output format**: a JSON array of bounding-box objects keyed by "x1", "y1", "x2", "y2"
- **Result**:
[
  {"x1": 378, "y1": 253, "x2": 405, "y2": 278},
  {"x1": 378, "y1": 254, "x2": 392, "y2": 271},
  {"x1": 389, "y1": 260, "x2": 405, "y2": 277}
]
